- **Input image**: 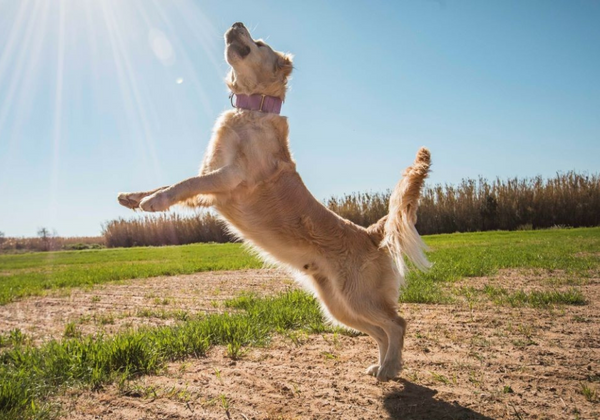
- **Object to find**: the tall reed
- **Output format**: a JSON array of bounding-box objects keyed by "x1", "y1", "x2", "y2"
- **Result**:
[
  {"x1": 330, "y1": 172, "x2": 600, "y2": 235},
  {"x1": 100, "y1": 171, "x2": 600, "y2": 247},
  {"x1": 102, "y1": 212, "x2": 235, "y2": 248}
]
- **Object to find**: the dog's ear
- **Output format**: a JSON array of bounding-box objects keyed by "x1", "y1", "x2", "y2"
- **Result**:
[{"x1": 276, "y1": 53, "x2": 294, "y2": 78}]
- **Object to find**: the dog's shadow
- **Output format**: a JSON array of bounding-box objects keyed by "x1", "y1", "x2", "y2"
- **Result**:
[{"x1": 383, "y1": 379, "x2": 493, "y2": 420}]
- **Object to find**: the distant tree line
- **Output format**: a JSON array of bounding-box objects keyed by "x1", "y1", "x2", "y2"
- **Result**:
[
  {"x1": 101, "y1": 171, "x2": 599, "y2": 248},
  {"x1": 0, "y1": 228, "x2": 104, "y2": 253}
]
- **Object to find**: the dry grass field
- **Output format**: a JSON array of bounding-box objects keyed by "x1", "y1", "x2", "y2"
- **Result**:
[{"x1": 102, "y1": 172, "x2": 600, "y2": 248}]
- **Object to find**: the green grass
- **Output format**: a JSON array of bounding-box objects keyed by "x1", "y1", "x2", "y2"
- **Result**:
[
  {"x1": 136, "y1": 308, "x2": 191, "y2": 321},
  {"x1": 482, "y1": 285, "x2": 586, "y2": 307},
  {"x1": 0, "y1": 329, "x2": 29, "y2": 349},
  {"x1": 401, "y1": 227, "x2": 600, "y2": 303},
  {"x1": 0, "y1": 243, "x2": 262, "y2": 305},
  {"x1": 1, "y1": 228, "x2": 599, "y2": 307},
  {"x1": 580, "y1": 382, "x2": 598, "y2": 403},
  {"x1": 0, "y1": 290, "x2": 330, "y2": 418},
  {"x1": 1, "y1": 227, "x2": 599, "y2": 418}
]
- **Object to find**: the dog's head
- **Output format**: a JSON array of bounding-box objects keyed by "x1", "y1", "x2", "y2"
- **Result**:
[{"x1": 224, "y1": 22, "x2": 293, "y2": 100}]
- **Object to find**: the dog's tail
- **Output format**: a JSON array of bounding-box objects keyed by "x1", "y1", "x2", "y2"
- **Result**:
[{"x1": 369, "y1": 147, "x2": 431, "y2": 274}]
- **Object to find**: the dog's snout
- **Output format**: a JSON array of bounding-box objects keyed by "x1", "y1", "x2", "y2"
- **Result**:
[{"x1": 226, "y1": 22, "x2": 248, "y2": 43}]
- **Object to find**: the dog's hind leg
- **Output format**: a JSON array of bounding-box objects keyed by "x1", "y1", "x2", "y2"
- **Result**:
[
  {"x1": 331, "y1": 315, "x2": 389, "y2": 377},
  {"x1": 373, "y1": 314, "x2": 407, "y2": 382},
  {"x1": 325, "y1": 315, "x2": 388, "y2": 377},
  {"x1": 311, "y1": 274, "x2": 389, "y2": 377},
  {"x1": 359, "y1": 323, "x2": 389, "y2": 377},
  {"x1": 329, "y1": 310, "x2": 401, "y2": 380}
]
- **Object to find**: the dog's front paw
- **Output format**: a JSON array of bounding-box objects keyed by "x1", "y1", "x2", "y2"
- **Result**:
[
  {"x1": 139, "y1": 192, "x2": 172, "y2": 212},
  {"x1": 118, "y1": 192, "x2": 142, "y2": 209}
]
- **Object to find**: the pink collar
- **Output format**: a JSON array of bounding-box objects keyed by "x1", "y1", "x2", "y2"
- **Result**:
[{"x1": 230, "y1": 93, "x2": 283, "y2": 114}]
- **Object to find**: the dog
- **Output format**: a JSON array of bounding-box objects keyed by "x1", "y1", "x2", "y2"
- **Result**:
[{"x1": 117, "y1": 22, "x2": 431, "y2": 382}]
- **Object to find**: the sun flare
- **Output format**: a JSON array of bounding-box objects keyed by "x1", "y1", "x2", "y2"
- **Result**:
[{"x1": 0, "y1": 0, "x2": 222, "y2": 208}]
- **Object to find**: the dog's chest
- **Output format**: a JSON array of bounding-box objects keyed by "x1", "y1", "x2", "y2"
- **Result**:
[{"x1": 200, "y1": 134, "x2": 237, "y2": 174}]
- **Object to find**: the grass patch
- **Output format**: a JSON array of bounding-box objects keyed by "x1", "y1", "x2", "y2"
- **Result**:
[
  {"x1": 580, "y1": 382, "x2": 597, "y2": 403},
  {"x1": 0, "y1": 228, "x2": 598, "y2": 306},
  {"x1": 0, "y1": 243, "x2": 262, "y2": 305},
  {"x1": 400, "y1": 227, "x2": 600, "y2": 304},
  {"x1": 430, "y1": 371, "x2": 450, "y2": 384},
  {"x1": 136, "y1": 308, "x2": 191, "y2": 321},
  {"x1": 400, "y1": 277, "x2": 451, "y2": 304},
  {"x1": 63, "y1": 322, "x2": 81, "y2": 339},
  {"x1": 96, "y1": 313, "x2": 116, "y2": 325},
  {"x1": 0, "y1": 290, "x2": 330, "y2": 418},
  {"x1": 1, "y1": 228, "x2": 599, "y2": 306},
  {"x1": 483, "y1": 285, "x2": 586, "y2": 307},
  {"x1": 0, "y1": 329, "x2": 30, "y2": 349}
]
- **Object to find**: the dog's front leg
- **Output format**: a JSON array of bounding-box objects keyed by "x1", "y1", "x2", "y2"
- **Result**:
[
  {"x1": 139, "y1": 166, "x2": 243, "y2": 212},
  {"x1": 117, "y1": 186, "x2": 170, "y2": 210}
]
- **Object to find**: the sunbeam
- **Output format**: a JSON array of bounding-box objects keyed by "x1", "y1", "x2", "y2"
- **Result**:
[
  {"x1": 149, "y1": 0, "x2": 215, "y2": 117},
  {"x1": 171, "y1": 0, "x2": 224, "y2": 76},
  {"x1": 0, "y1": 0, "x2": 225, "y2": 199},
  {"x1": 0, "y1": 0, "x2": 43, "y2": 136},
  {"x1": 100, "y1": 1, "x2": 164, "y2": 184},
  {"x1": 0, "y1": 0, "x2": 30, "y2": 83},
  {"x1": 0, "y1": 0, "x2": 49, "y2": 190},
  {"x1": 50, "y1": 0, "x2": 66, "y2": 227}
]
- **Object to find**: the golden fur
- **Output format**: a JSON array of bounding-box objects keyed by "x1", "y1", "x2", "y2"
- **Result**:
[{"x1": 117, "y1": 22, "x2": 431, "y2": 382}]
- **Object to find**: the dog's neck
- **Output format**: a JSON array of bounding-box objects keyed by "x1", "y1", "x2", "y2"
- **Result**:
[{"x1": 230, "y1": 93, "x2": 283, "y2": 115}]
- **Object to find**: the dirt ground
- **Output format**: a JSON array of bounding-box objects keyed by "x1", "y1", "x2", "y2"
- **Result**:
[
  {"x1": 0, "y1": 269, "x2": 294, "y2": 343},
  {"x1": 1, "y1": 269, "x2": 599, "y2": 419}
]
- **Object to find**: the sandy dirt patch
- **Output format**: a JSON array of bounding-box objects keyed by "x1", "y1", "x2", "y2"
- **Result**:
[
  {"x1": 0, "y1": 269, "x2": 292, "y2": 343},
  {"x1": 59, "y1": 298, "x2": 599, "y2": 419},
  {"x1": 1, "y1": 269, "x2": 598, "y2": 419}
]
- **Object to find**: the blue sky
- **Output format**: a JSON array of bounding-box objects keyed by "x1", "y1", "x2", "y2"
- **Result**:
[{"x1": 0, "y1": 0, "x2": 598, "y2": 237}]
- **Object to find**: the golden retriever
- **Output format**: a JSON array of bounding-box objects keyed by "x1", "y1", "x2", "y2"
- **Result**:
[{"x1": 118, "y1": 22, "x2": 431, "y2": 382}]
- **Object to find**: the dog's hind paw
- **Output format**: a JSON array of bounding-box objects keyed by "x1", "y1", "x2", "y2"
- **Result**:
[
  {"x1": 376, "y1": 362, "x2": 402, "y2": 382},
  {"x1": 366, "y1": 365, "x2": 379, "y2": 377}
]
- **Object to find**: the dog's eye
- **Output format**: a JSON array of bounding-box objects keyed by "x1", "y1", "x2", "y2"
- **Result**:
[{"x1": 255, "y1": 41, "x2": 265, "y2": 48}]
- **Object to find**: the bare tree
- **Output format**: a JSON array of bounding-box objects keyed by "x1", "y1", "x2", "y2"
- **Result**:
[{"x1": 37, "y1": 227, "x2": 52, "y2": 251}]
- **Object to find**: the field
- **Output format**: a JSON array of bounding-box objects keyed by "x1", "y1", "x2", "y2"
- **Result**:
[
  {"x1": 0, "y1": 243, "x2": 262, "y2": 305},
  {"x1": 0, "y1": 228, "x2": 599, "y2": 419}
]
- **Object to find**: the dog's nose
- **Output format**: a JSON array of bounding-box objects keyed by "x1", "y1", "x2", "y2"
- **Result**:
[{"x1": 232, "y1": 22, "x2": 246, "y2": 30}]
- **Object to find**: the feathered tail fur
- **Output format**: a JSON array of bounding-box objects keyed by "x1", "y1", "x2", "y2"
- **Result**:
[{"x1": 370, "y1": 147, "x2": 432, "y2": 275}]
